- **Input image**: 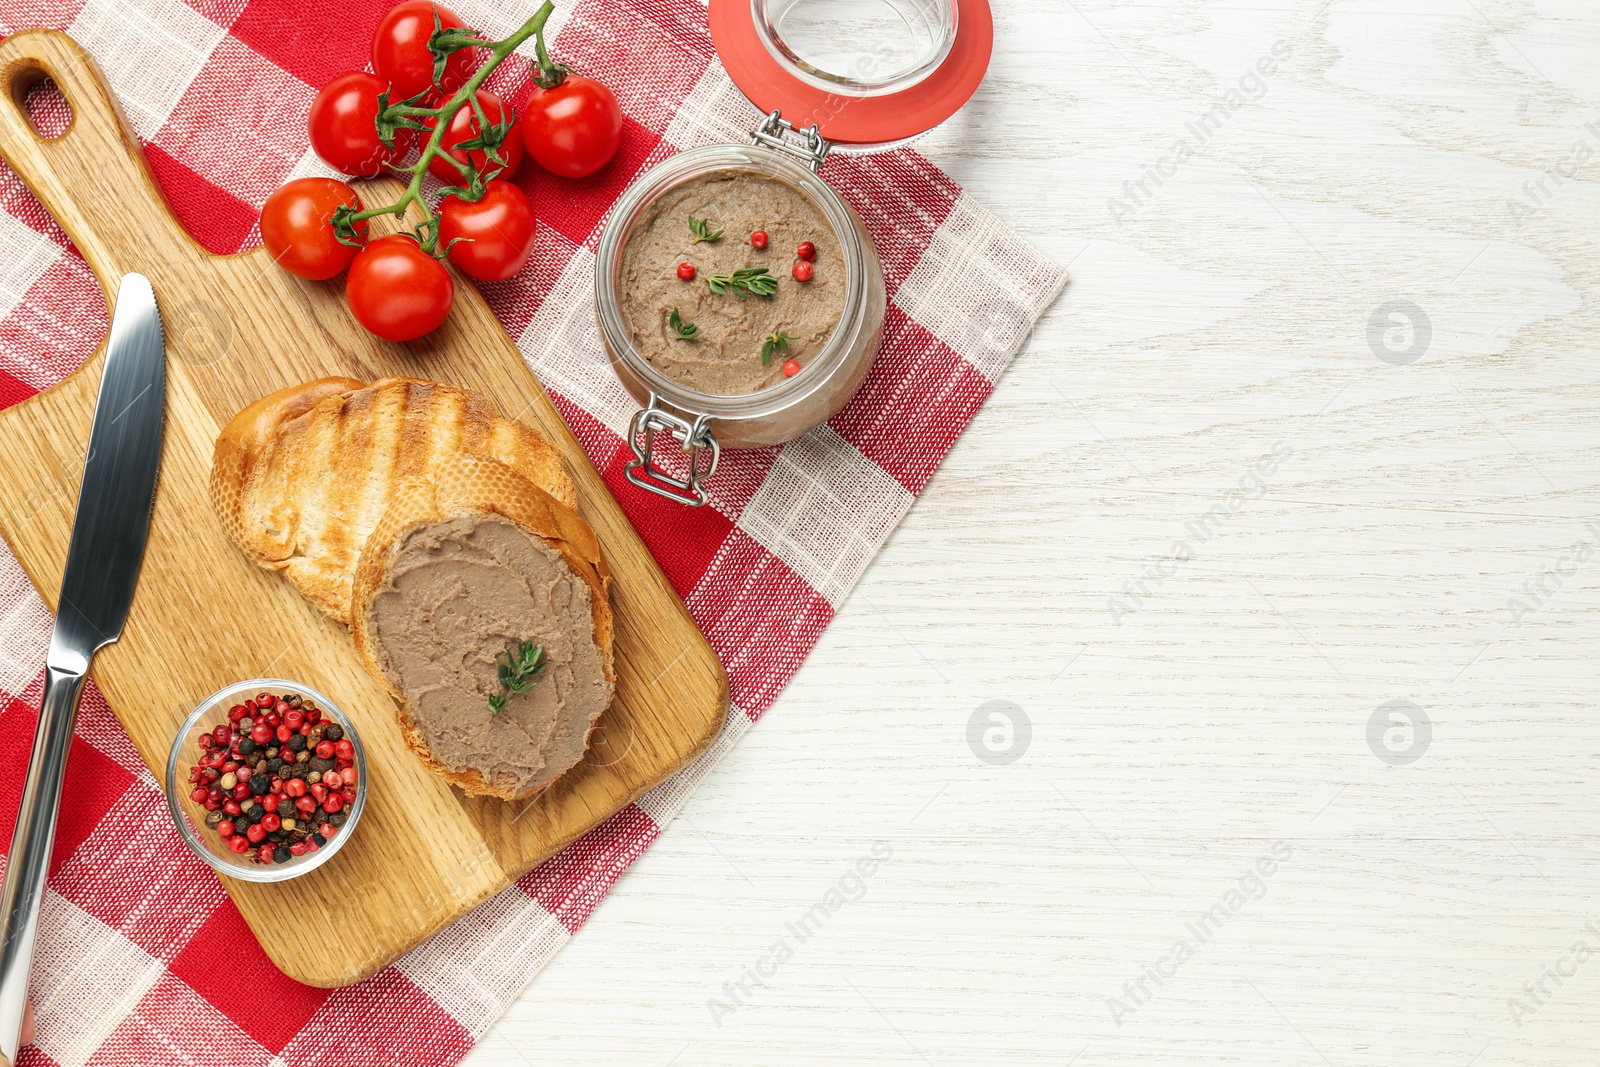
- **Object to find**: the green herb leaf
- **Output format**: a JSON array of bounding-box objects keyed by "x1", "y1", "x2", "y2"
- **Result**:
[
  {"x1": 688, "y1": 216, "x2": 724, "y2": 244},
  {"x1": 668, "y1": 307, "x2": 699, "y2": 340},
  {"x1": 760, "y1": 330, "x2": 799, "y2": 365},
  {"x1": 487, "y1": 639, "x2": 547, "y2": 713},
  {"x1": 706, "y1": 267, "x2": 778, "y2": 298}
]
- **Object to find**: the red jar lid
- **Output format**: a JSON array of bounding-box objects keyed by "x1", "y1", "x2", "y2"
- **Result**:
[{"x1": 708, "y1": 0, "x2": 993, "y2": 147}]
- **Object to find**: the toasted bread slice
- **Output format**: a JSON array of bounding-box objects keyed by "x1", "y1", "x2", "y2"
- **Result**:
[
  {"x1": 348, "y1": 452, "x2": 614, "y2": 799},
  {"x1": 211, "y1": 376, "x2": 575, "y2": 623}
]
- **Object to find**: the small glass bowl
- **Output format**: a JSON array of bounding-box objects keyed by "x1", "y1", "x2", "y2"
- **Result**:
[{"x1": 165, "y1": 678, "x2": 367, "y2": 883}]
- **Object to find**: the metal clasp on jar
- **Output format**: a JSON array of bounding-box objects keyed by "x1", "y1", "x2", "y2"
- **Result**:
[
  {"x1": 624, "y1": 395, "x2": 722, "y2": 507},
  {"x1": 751, "y1": 110, "x2": 831, "y2": 172}
]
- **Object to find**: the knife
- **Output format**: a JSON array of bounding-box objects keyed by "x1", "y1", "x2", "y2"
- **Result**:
[{"x1": 0, "y1": 274, "x2": 164, "y2": 1062}]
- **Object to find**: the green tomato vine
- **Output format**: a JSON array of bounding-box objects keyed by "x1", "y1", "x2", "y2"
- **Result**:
[{"x1": 333, "y1": 0, "x2": 557, "y2": 257}]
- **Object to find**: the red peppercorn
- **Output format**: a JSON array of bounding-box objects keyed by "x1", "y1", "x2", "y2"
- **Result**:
[
  {"x1": 782, "y1": 359, "x2": 801, "y2": 378},
  {"x1": 250, "y1": 723, "x2": 271, "y2": 744},
  {"x1": 320, "y1": 822, "x2": 338, "y2": 839},
  {"x1": 322, "y1": 770, "x2": 341, "y2": 789},
  {"x1": 221, "y1": 760, "x2": 239, "y2": 774},
  {"x1": 751, "y1": 229, "x2": 768, "y2": 249},
  {"x1": 257, "y1": 844, "x2": 275, "y2": 864},
  {"x1": 285, "y1": 778, "x2": 308, "y2": 798},
  {"x1": 315, "y1": 740, "x2": 335, "y2": 760},
  {"x1": 275, "y1": 725, "x2": 292, "y2": 743},
  {"x1": 284, "y1": 709, "x2": 304, "y2": 730},
  {"x1": 306, "y1": 708, "x2": 322, "y2": 725},
  {"x1": 676, "y1": 262, "x2": 696, "y2": 281},
  {"x1": 289, "y1": 842, "x2": 309, "y2": 857},
  {"x1": 797, "y1": 241, "x2": 816, "y2": 262},
  {"x1": 334, "y1": 739, "x2": 354, "y2": 761},
  {"x1": 217, "y1": 820, "x2": 235, "y2": 838},
  {"x1": 228, "y1": 703, "x2": 248, "y2": 722},
  {"x1": 210, "y1": 724, "x2": 230, "y2": 745},
  {"x1": 223, "y1": 799, "x2": 242, "y2": 816},
  {"x1": 203, "y1": 797, "x2": 223, "y2": 811},
  {"x1": 246, "y1": 823, "x2": 266, "y2": 843},
  {"x1": 260, "y1": 812, "x2": 281, "y2": 833},
  {"x1": 274, "y1": 700, "x2": 291, "y2": 715},
  {"x1": 310, "y1": 782, "x2": 329, "y2": 802},
  {"x1": 198, "y1": 734, "x2": 215, "y2": 752},
  {"x1": 296, "y1": 796, "x2": 317, "y2": 814},
  {"x1": 189, "y1": 786, "x2": 207, "y2": 803},
  {"x1": 792, "y1": 261, "x2": 814, "y2": 282},
  {"x1": 227, "y1": 835, "x2": 250, "y2": 855},
  {"x1": 232, "y1": 783, "x2": 251, "y2": 801},
  {"x1": 341, "y1": 765, "x2": 358, "y2": 785},
  {"x1": 255, "y1": 693, "x2": 275, "y2": 707},
  {"x1": 323, "y1": 794, "x2": 344, "y2": 814},
  {"x1": 265, "y1": 713, "x2": 281, "y2": 728}
]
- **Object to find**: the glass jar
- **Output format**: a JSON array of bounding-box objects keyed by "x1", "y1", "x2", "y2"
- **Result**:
[
  {"x1": 595, "y1": 115, "x2": 886, "y2": 506},
  {"x1": 752, "y1": 0, "x2": 958, "y2": 99}
]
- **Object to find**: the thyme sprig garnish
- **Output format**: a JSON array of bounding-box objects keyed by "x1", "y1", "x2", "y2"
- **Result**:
[
  {"x1": 487, "y1": 639, "x2": 546, "y2": 714},
  {"x1": 688, "y1": 216, "x2": 724, "y2": 244},
  {"x1": 668, "y1": 307, "x2": 699, "y2": 339},
  {"x1": 331, "y1": 1, "x2": 558, "y2": 256},
  {"x1": 760, "y1": 330, "x2": 798, "y2": 365},
  {"x1": 707, "y1": 267, "x2": 778, "y2": 298}
]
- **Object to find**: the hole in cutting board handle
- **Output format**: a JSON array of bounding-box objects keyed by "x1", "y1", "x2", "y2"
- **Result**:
[{"x1": 10, "y1": 66, "x2": 71, "y2": 140}]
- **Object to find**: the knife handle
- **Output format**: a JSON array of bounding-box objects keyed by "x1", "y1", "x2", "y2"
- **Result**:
[{"x1": 0, "y1": 656, "x2": 88, "y2": 1063}]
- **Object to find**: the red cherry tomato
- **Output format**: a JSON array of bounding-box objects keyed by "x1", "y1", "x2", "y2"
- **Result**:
[
  {"x1": 345, "y1": 234, "x2": 455, "y2": 342},
  {"x1": 522, "y1": 74, "x2": 622, "y2": 178},
  {"x1": 309, "y1": 72, "x2": 414, "y2": 176},
  {"x1": 426, "y1": 90, "x2": 522, "y2": 184},
  {"x1": 438, "y1": 181, "x2": 536, "y2": 281},
  {"x1": 372, "y1": 0, "x2": 475, "y2": 103}
]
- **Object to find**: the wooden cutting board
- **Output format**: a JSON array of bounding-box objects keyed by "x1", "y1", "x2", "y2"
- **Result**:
[{"x1": 0, "y1": 30, "x2": 727, "y2": 986}]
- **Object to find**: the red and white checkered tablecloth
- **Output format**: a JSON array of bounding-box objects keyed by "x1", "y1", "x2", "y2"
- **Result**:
[{"x1": 0, "y1": 0, "x2": 1065, "y2": 1062}]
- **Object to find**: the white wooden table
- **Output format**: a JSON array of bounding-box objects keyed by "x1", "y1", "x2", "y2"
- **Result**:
[{"x1": 468, "y1": 1, "x2": 1600, "y2": 1062}]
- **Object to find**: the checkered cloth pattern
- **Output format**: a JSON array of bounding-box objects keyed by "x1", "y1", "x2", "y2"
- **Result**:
[{"x1": 0, "y1": 0, "x2": 1065, "y2": 1062}]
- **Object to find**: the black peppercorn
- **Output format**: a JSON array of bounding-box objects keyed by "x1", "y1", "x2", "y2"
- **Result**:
[
  {"x1": 287, "y1": 733, "x2": 306, "y2": 753},
  {"x1": 248, "y1": 772, "x2": 272, "y2": 796},
  {"x1": 309, "y1": 757, "x2": 334, "y2": 773},
  {"x1": 329, "y1": 810, "x2": 348, "y2": 827},
  {"x1": 278, "y1": 798, "x2": 296, "y2": 817},
  {"x1": 295, "y1": 750, "x2": 311, "y2": 764},
  {"x1": 204, "y1": 809, "x2": 226, "y2": 829},
  {"x1": 238, "y1": 738, "x2": 257, "y2": 755},
  {"x1": 267, "y1": 758, "x2": 284, "y2": 775},
  {"x1": 323, "y1": 723, "x2": 343, "y2": 742},
  {"x1": 273, "y1": 846, "x2": 291, "y2": 863}
]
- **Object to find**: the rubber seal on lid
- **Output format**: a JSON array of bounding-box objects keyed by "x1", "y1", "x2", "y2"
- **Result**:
[{"x1": 708, "y1": 0, "x2": 993, "y2": 148}]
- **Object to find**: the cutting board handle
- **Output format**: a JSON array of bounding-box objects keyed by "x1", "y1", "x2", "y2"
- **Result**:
[{"x1": 0, "y1": 29, "x2": 197, "y2": 283}]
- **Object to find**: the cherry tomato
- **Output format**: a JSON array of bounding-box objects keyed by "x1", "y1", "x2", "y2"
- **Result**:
[
  {"x1": 426, "y1": 90, "x2": 523, "y2": 184},
  {"x1": 260, "y1": 178, "x2": 364, "y2": 278},
  {"x1": 309, "y1": 72, "x2": 414, "y2": 176},
  {"x1": 372, "y1": 0, "x2": 476, "y2": 102},
  {"x1": 522, "y1": 74, "x2": 622, "y2": 179},
  {"x1": 437, "y1": 181, "x2": 536, "y2": 281},
  {"x1": 345, "y1": 234, "x2": 454, "y2": 342}
]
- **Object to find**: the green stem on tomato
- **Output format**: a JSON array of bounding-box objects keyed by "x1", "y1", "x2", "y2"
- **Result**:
[
  {"x1": 531, "y1": 9, "x2": 568, "y2": 89},
  {"x1": 346, "y1": 0, "x2": 555, "y2": 255}
]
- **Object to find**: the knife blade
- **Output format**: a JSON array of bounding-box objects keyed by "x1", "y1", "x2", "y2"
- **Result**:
[{"x1": 0, "y1": 274, "x2": 164, "y2": 1062}]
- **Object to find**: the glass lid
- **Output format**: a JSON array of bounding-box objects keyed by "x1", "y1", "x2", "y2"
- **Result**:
[{"x1": 708, "y1": 0, "x2": 992, "y2": 148}]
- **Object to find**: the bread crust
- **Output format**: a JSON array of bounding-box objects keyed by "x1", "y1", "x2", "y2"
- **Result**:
[
  {"x1": 210, "y1": 376, "x2": 576, "y2": 623},
  {"x1": 211, "y1": 378, "x2": 611, "y2": 800}
]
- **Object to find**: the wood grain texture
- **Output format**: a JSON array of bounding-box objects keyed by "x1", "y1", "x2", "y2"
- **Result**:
[
  {"x1": 0, "y1": 29, "x2": 726, "y2": 988},
  {"x1": 465, "y1": 0, "x2": 1600, "y2": 1064}
]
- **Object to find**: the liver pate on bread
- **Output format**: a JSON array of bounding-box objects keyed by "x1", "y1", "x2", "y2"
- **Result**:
[{"x1": 210, "y1": 377, "x2": 614, "y2": 800}]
